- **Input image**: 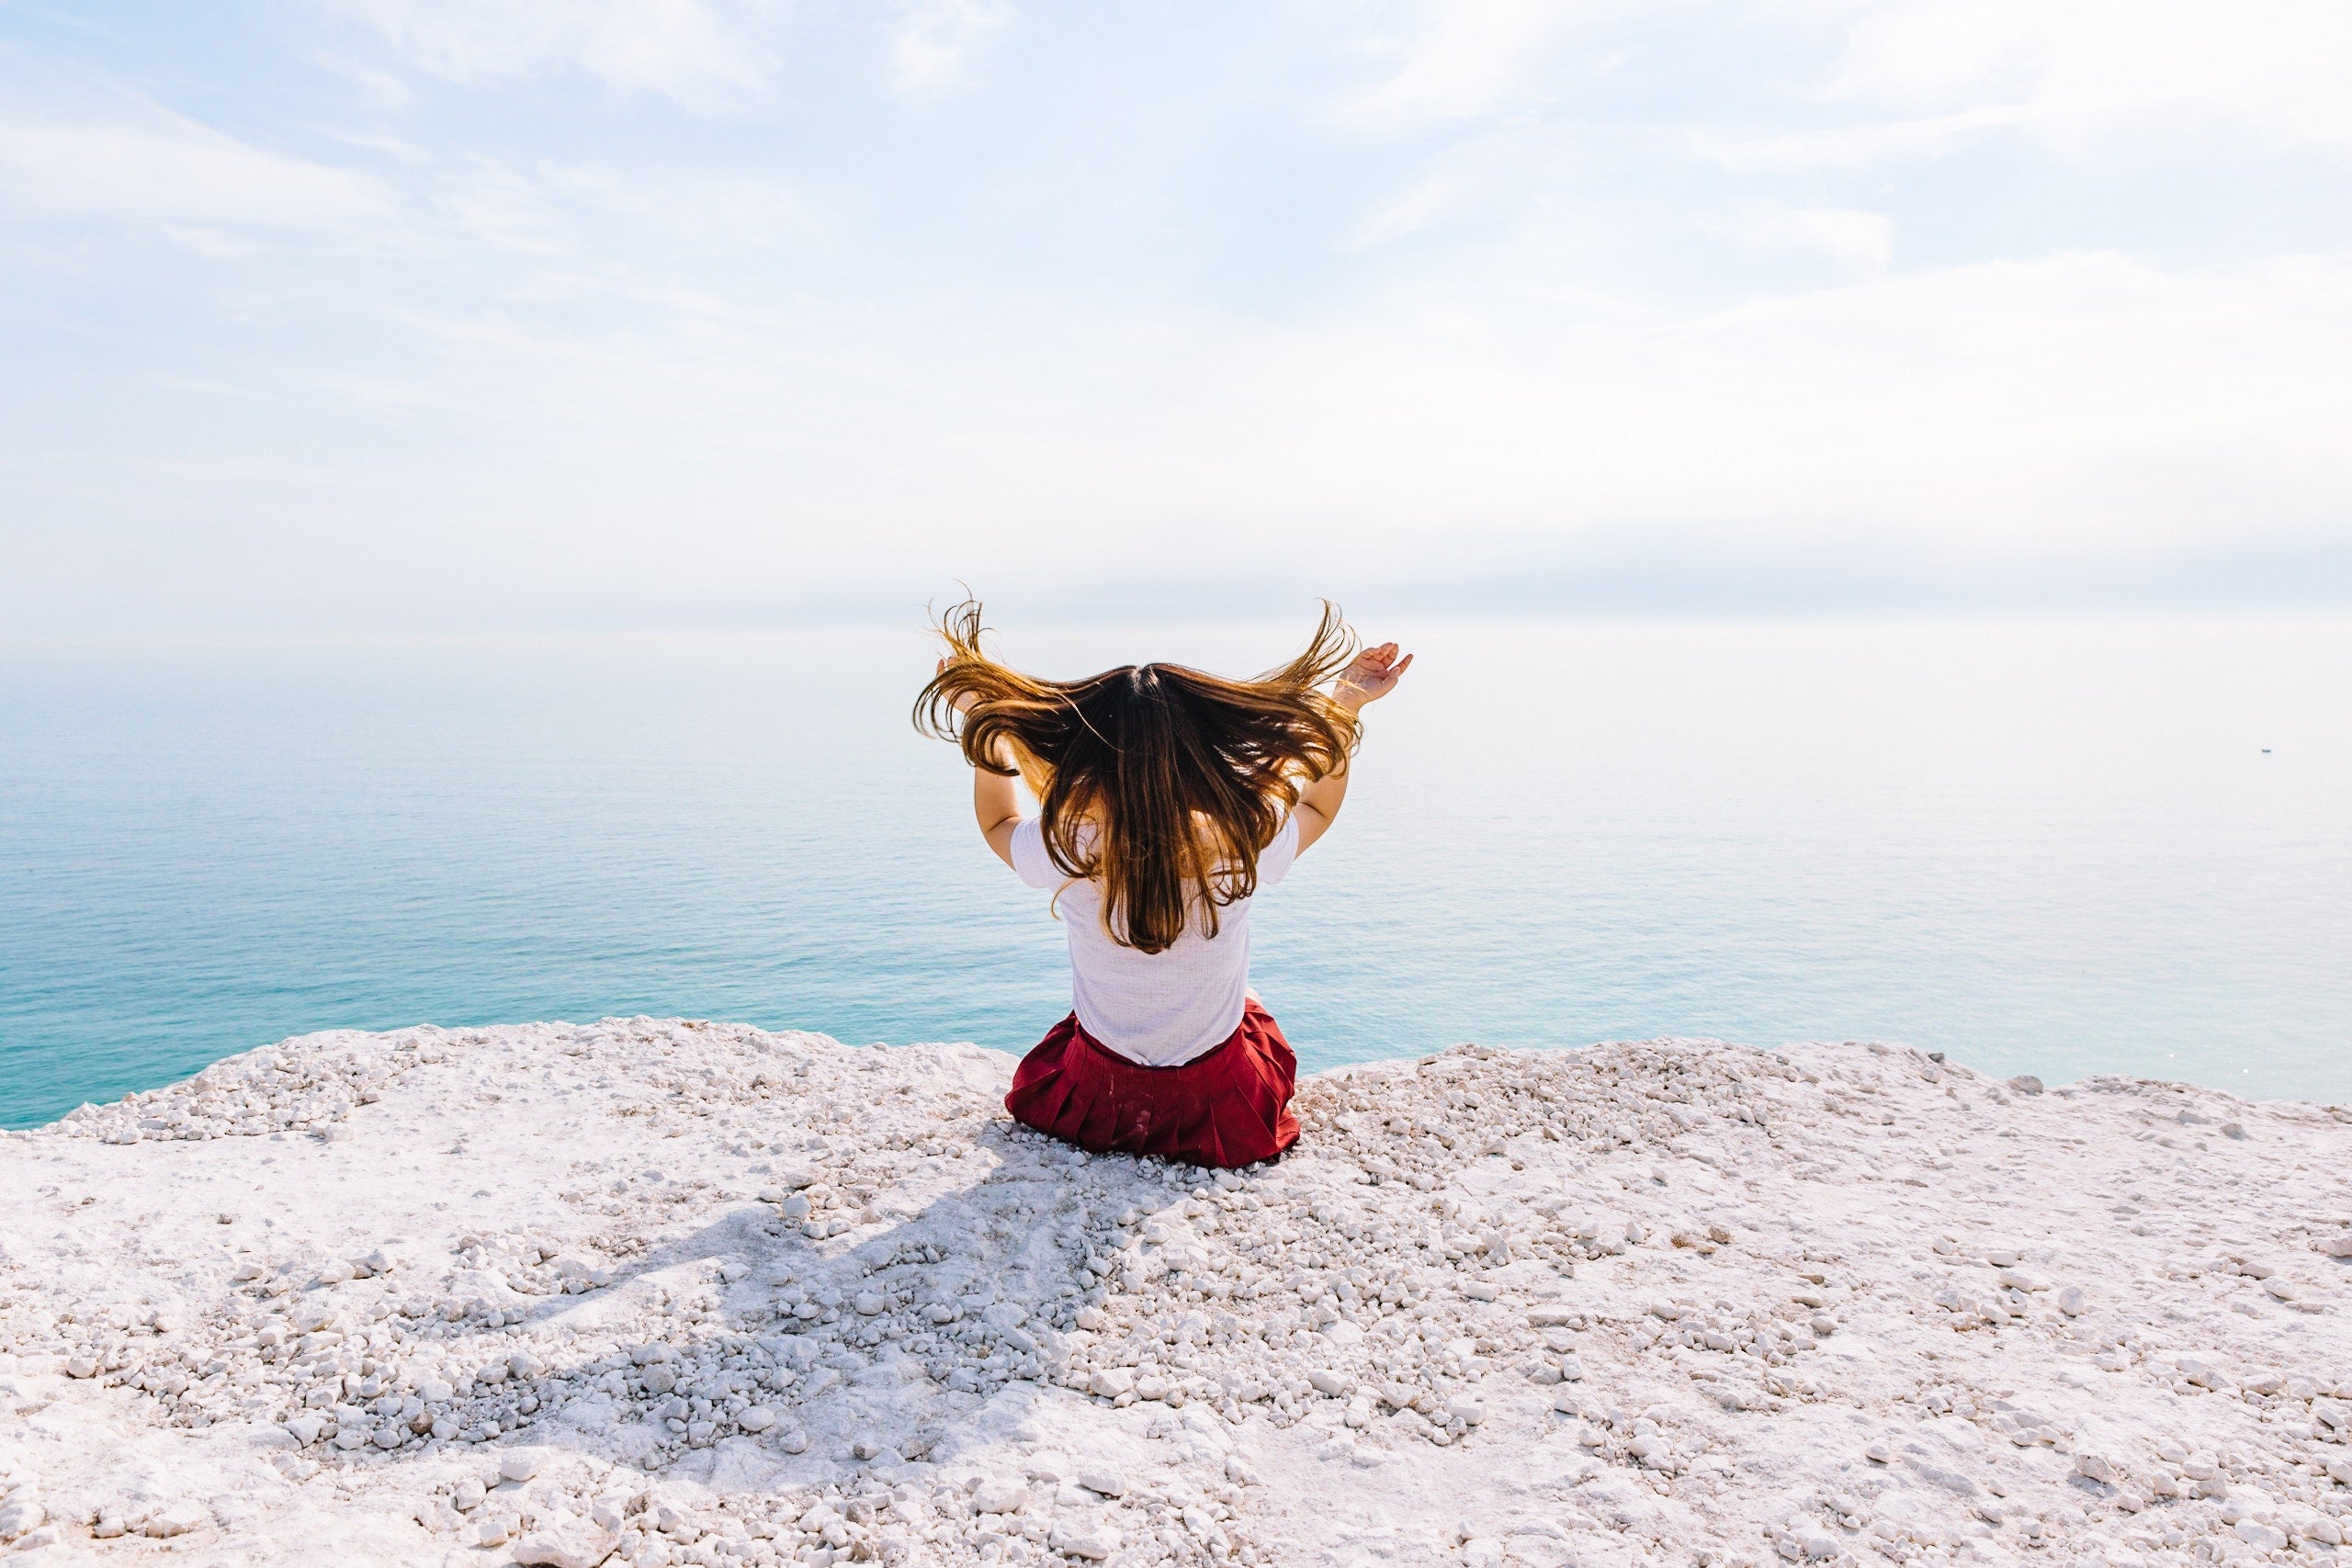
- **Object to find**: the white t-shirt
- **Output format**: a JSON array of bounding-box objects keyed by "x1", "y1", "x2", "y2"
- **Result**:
[{"x1": 1010, "y1": 813, "x2": 1300, "y2": 1067}]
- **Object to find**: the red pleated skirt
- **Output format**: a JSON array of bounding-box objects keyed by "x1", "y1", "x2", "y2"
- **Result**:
[{"x1": 1004, "y1": 1000, "x2": 1300, "y2": 1169}]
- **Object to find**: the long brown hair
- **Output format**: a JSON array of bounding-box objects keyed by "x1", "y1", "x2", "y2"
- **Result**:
[{"x1": 914, "y1": 600, "x2": 1362, "y2": 954}]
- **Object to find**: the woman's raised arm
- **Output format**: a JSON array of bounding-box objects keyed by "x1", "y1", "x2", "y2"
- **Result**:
[{"x1": 1295, "y1": 641, "x2": 1411, "y2": 854}]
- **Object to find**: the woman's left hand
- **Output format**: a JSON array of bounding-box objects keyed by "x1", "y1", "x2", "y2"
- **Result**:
[
  {"x1": 938, "y1": 656, "x2": 980, "y2": 715},
  {"x1": 1334, "y1": 642, "x2": 1413, "y2": 709}
]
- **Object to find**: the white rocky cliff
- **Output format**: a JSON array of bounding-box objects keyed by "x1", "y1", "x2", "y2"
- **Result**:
[{"x1": 2, "y1": 1021, "x2": 2349, "y2": 1566}]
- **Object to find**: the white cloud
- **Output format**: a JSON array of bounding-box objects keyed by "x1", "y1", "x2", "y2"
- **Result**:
[
  {"x1": 1338, "y1": 0, "x2": 1583, "y2": 129},
  {"x1": 1715, "y1": 203, "x2": 1894, "y2": 276},
  {"x1": 1825, "y1": 0, "x2": 2352, "y2": 161},
  {"x1": 0, "y1": 104, "x2": 389, "y2": 232},
  {"x1": 333, "y1": 0, "x2": 765, "y2": 99},
  {"x1": 1350, "y1": 127, "x2": 1547, "y2": 246},
  {"x1": 176, "y1": 248, "x2": 2346, "y2": 601},
  {"x1": 1694, "y1": 105, "x2": 2034, "y2": 174},
  {"x1": 892, "y1": 0, "x2": 1011, "y2": 95}
]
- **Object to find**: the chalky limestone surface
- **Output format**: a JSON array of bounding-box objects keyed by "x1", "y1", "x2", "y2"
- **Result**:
[{"x1": 2, "y1": 1021, "x2": 2349, "y2": 1567}]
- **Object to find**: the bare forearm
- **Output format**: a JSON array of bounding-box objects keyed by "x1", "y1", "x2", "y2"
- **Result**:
[{"x1": 1296, "y1": 640, "x2": 1410, "y2": 853}]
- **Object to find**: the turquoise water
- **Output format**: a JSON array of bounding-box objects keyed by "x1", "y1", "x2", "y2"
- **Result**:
[{"x1": 4, "y1": 618, "x2": 2348, "y2": 1129}]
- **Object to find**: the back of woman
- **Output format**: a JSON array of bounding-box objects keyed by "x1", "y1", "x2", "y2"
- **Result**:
[{"x1": 916, "y1": 602, "x2": 1411, "y2": 1168}]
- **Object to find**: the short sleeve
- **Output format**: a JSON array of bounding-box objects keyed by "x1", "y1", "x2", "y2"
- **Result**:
[
  {"x1": 1008, "y1": 818, "x2": 1063, "y2": 889},
  {"x1": 1254, "y1": 812, "x2": 1302, "y2": 890}
]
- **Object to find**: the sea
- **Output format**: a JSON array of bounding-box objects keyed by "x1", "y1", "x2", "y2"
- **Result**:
[{"x1": 4, "y1": 616, "x2": 2347, "y2": 1130}]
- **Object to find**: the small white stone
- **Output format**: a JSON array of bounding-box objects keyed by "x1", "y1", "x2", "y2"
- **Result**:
[
  {"x1": 740, "y1": 1407, "x2": 777, "y2": 1433},
  {"x1": 1445, "y1": 1396, "x2": 1486, "y2": 1426},
  {"x1": 452, "y1": 1480, "x2": 486, "y2": 1512},
  {"x1": 779, "y1": 1430, "x2": 809, "y2": 1455},
  {"x1": 499, "y1": 1452, "x2": 538, "y2": 1483},
  {"x1": 1089, "y1": 1369, "x2": 1135, "y2": 1399},
  {"x1": 1865, "y1": 1443, "x2": 1893, "y2": 1465},
  {"x1": 143, "y1": 1502, "x2": 209, "y2": 1539},
  {"x1": 1050, "y1": 1524, "x2": 1122, "y2": 1560},
  {"x1": 973, "y1": 1480, "x2": 1027, "y2": 1515},
  {"x1": 510, "y1": 1504, "x2": 616, "y2": 1568},
  {"x1": 1076, "y1": 1468, "x2": 1127, "y2": 1498},
  {"x1": 854, "y1": 1292, "x2": 887, "y2": 1315},
  {"x1": 1307, "y1": 1370, "x2": 1349, "y2": 1397},
  {"x1": 2263, "y1": 1278, "x2": 2297, "y2": 1301}
]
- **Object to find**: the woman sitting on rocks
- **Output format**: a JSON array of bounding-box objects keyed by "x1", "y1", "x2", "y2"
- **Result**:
[{"x1": 915, "y1": 600, "x2": 1411, "y2": 1168}]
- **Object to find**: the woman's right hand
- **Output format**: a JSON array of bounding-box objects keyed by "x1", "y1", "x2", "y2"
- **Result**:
[{"x1": 1334, "y1": 642, "x2": 1413, "y2": 710}]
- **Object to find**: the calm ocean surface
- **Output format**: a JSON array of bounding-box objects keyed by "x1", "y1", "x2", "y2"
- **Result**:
[{"x1": 3, "y1": 618, "x2": 2347, "y2": 1129}]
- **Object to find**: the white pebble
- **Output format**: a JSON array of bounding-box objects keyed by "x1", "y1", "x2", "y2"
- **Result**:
[
  {"x1": 1077, "y1": 1469, "x2": 1127, "y2": 1498},
  {"x1": 1050, "y1": 1524, "x2": 1122, "y2": 1561},
  {"x1": 144, "y1": 1502, "x2": 209, "y2": 1539},
  {"x1": 2075, "y1": 1452, "x2": 2121, "y2": 1485},
  {"x1": 973, "y1": 1480, "x2": 1027, "y2": 1515}
]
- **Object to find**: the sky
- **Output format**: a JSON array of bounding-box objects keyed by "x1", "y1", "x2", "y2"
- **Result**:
[{"x1": 4, "y1": 0, "x2": 2350, "y2": 637}]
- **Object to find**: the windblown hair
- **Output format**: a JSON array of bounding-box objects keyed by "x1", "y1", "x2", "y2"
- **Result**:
[{"x1": 914, "y1": 600, "x2": 1362, "y2": 954}]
